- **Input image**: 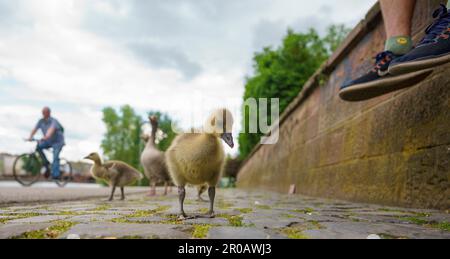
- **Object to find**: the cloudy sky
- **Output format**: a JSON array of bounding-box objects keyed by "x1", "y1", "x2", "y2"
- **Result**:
[{"x1": 0, "y1": 0, "x2": 376, "y2": 160}]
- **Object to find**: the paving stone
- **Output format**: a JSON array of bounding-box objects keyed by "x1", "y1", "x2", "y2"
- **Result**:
[
  {"x1": 0, "y1": 215, "x2": 14, "y2": 220},
  {"x1": 61, "y1": 222, "x2": 191, "y2": 239},
  {"x1": 187, "y1": 217, "x2": 230, "y2": 226},
  {"x1": 208, "y1": 227, "x2": 272, "y2": 239},
  {"x1": 67, "y1": 214, "x2": 121, "y2": 223},
  {"x1": 303, "y1": 222, "x2": 450, "y2": 239},
  {"x1": 7, "y1": 215, "x2": 70, "y2": 224},
  {"x1": 5, "y1": 210, "x2": 52, "y2": 215},
  {"x1": 0, "y1": 189, "x2": 448, "y2": 239},
  {"x1": 0, "y1": 223, "x2": 52, "y2": 239},
  {"x1": 125, "y1": 216, "x2": 167, "y2": 223},
  {"x1": 245, "y1": 216, "x2": 300, "y2": 229}
]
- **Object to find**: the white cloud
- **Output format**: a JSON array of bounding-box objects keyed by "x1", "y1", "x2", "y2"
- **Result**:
[{"x1": 0, "y1": 0, "x2": 376, "y2": 159}]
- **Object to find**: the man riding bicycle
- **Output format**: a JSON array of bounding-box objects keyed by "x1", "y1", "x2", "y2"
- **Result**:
[{"x1": 27, "y1": 107, "x2": 65, "y2": 180}]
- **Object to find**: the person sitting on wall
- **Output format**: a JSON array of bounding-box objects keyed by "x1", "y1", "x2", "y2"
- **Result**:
[{"x1": 340, "y1": 0, "x2": 450, "y2": 101}]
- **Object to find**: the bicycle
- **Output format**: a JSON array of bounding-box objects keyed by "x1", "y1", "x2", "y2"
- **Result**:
[{"x1": 13, "y1": 139, "x2": 73, "y2": 187}]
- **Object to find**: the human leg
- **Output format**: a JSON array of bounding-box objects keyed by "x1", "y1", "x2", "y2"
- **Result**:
[{"x1": 51, "y1": 145, "x2": 63, "y2": 179}]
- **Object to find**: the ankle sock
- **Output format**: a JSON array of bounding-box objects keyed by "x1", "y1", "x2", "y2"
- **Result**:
[{"x1": 385, "y1": 36, "x2": 413, "y2": 55}]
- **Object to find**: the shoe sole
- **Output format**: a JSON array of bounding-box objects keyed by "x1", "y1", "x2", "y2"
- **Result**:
[
  {"x1": 388, "y1": 52, "x2": 450, "y2": 75},
  {"x1": 339, "y1": 69, "x2": 433, "y2": 102}
]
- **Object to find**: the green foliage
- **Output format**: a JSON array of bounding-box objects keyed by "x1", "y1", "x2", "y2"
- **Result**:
[
  {"x1": 12, "y1": 221, "x2": 76, "y2": 239},
  {"x1": 323, "y1": 24, "x2": 352, "y2": 53},
  {"x1": 21, "y1": 154, "x2": 42, "y2": 176},
  {"x1": 101, "y1": 105, "x2": 142, "y2": 171},
  {"x1": 192, "y1": 224, "x2": 212, "y2": 239},
  {"x1": 238, "y1": 25, "x2": 350, "y2": 159}
]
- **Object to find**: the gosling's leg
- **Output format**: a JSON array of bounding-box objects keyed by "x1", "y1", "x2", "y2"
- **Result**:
[
  {"x1": 178, "y1": 186, "x2": 187, "y2": 220},
  {"x1": 163, "y1": 181, "x2": 168, "y2": 196},
  {"x1": 148, "y1": 182, "x2": 157, "y2": 196},
  {"x1": 207, "y1": 186, "x2": 216, "y2": 218},
  {"x1": 108, "y1": 185, "x2": 116, "y2": 201},
  {"x1": 120, "y1": 187, "x2": 125, "y2": 200},
  {"x1": 197, "y1": 185, "x2": 208, "y2": 202}
]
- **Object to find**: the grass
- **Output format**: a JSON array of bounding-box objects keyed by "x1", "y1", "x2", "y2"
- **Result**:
[
  {"x1": 433, "y1": 222, "x2": 450, "y2": 232},
  {"x1": 192, "y1": 224, "x2": 212, "y2": 239},
  {"x1": 308, "y1": 220, "x2": 325, "y2": 229},
  {"x1": 378, "y1": 233, "x2": 408, "y2": 239},
  {"x1": 236, "y1": 208, "x2": 253, "y2": 214},
  {"x1": 281, "y1": 227, "x2": 308, "y2": 239},
  {"x1": 402, "y1": 216, "x2": 429, "y2": 225},
  {"x1": 280, "y1": 214, "x2": 296, "y2": 219},
  {"x1": 217, "y1": 214, "x2": 247, "y2": 227},
  {"x1": 0, "y1": 212, "x2": 42, "y2": 224},
  {"x1": 217, "y1": 200, "x2": 234, "y2": 210},
  {"x1": 92, "y1": 205, "x2": 112, "y2": 211},
  {"x1": 399, "y1": 214, "x2": 449, "y2": 232},
  {"x1": 293, "y1": 208, "x2": 315, "y2": 214},
  {"x1": 56, "y1": 211, "x2": 85, "y2": 216},
  {"x1": 127, "y1": 205, "x2": 171, "y2": 218},
  {"x1": 278, "y1": 220, "x2": 324, "y2": 239},
  {"x1": 111, "y1": 213, "x2": 184, "y2": 225},
  {"x1": 11, "y1": 221, "x2": 77, "y2": 239},
  {"x1": 197, "y1": 208, "x2": 210, "y2": 214},
  {"x1": 255, "y1": 205, "x2": 271, "y2": 210}
]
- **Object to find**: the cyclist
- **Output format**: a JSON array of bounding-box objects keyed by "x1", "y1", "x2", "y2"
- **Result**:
[{"x1": 27, "y1": 107, "x2": 65, "y2": 180}]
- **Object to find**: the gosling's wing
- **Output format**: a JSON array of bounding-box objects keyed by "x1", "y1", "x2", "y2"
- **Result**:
[
  {"x1": 103, "y1": 162, "x2": 122, "y2": 182},
  {"x1": 106, "y1": 161, "x2": 143, "y2": 180}
]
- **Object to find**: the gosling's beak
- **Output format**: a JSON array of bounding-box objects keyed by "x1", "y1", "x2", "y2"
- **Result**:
[
  {"x1": 83, "y1": 155, "x2": 91, "y2": 160},
  {"x1": 221, "y1": 133, "x2": 234, "y2": 148}
]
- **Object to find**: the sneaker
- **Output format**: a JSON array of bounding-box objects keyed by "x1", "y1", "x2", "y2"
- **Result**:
[
  {"x1": 389, "y1": 4, "x2": 450, "y2": 75},
  {"x1": 339, "y1": 51, "x2": 432, "y2": 102}
]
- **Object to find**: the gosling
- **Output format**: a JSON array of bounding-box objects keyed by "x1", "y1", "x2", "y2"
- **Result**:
[
  {"x1": 166, "y1": 108, "x2": 234, "y2": 219},
  {"x1": 140, "y1": 115, "x2": 172, "y2": 196},
  {"x1": 84, "y1": 152, "x2": 143, "y2": 201}
]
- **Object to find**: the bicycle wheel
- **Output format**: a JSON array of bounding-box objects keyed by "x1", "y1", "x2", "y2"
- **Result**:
[
  {"x1": 13, "y1": 153, "x2": 43, "y2": 186},
  {"x1": 55, "y1": 158, "x2": 73, "y2": 187}
]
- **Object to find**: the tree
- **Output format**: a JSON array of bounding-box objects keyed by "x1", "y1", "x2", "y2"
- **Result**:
[
  {"x1": 238, "y1": 25, "x2": 350, "y2": 159},
  {"x1": 324, "y1": 24, "x2": 351, "y2": 53},
  {"x1": 101, "y1": 105, "x2": 143, "y2": 178}
]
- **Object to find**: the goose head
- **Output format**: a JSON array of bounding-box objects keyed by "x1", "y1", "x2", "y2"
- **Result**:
[
  {"x1": 149, "y1": 115, "x2": 158, "y2": 126},
  {"x1": 204, "y1": 108, "x2": 234, "y2": 148},
  {"x1": 84, "y1": 152, "x2": 102, "y2": 164}
]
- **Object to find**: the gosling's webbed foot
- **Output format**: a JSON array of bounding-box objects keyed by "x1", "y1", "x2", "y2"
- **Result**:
[
  {"x1": 206, "y1": 211, "x2": 215, "y2": 218},
  {"x1": 177, "y1": 213, "x2": 188, "y2": 220},
  {"x1": 177, "y1": 213, "x2": 197, "y2": 220}
]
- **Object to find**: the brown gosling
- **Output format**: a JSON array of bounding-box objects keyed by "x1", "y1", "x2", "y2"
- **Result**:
[
  {"x1": 166, "y1": 108, "x2": 234, "y2": 220},
  {"x1": 84, "y1": 152, "x2": 143, "y2": 201},
  {"x1": 140, "y1": 115, "x2": 172, "y2": 196}
]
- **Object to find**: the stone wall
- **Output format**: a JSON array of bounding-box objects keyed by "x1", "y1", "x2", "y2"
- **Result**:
[{"x1": 237, "y1": 0, "x2": 450, "y2": 210}]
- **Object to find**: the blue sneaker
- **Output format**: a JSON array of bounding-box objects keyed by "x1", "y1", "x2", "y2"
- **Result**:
[
  {"x1": 389, "y1": 4, "x2": 450, "y2": 75},
  {"x1": 339, "y1": 51, "x2": 432, "y2": 102}
]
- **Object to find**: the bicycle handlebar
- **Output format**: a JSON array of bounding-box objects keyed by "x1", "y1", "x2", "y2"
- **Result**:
[{"x1": 24, "y1": 138, "x2": 39, "y2": 142}]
